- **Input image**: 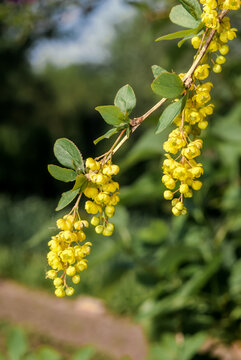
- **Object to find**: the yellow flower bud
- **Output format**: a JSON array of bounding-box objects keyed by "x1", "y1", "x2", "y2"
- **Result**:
[
  {"x1": 66, "y1": 266, "x2": 76, "y2": 276},
  {"x1": 65, "y1": 287, "x2": 75, "y2": 296},
  {"x1": 55, "y1": 288, "x2": 65, "y2": 297},
  {"x1": 91, "y1": 216, "x2": 100, "y2": 226},
  {"x1": 105, "y1": 205, "x2": 115, "y2": 217},
  {"x1": 192, "y1": 180, "x2": 203, "y2": 191},
  {"x1": 53, "y1": 277, "x2": 63, "y2": 287},
  {"x1": 172, "y1": 207, "x2": 181, "y2": 216},
  {"x1": 72, "y1": 275, "x2": 80, "y2": 284},
  {"x1": 95, "y1": 225, "x2": 104, "y2": 234}
]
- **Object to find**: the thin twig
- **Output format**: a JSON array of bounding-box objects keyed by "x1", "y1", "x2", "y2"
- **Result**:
[
  {"x1": 112, "y1": 98, "x2": 167, "y2": 155},
  {"x1": 130, "y1": 97, "x2": 167, "y2": 127},
  {"x1": 198, "y1": 27, "x2": 208, "y2": 54}
]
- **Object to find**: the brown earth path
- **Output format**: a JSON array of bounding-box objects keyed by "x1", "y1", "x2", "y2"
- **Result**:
[
  {"x1": 1, "y1": 279, "x2": 241, "y2": 360},
  {"x1": 0, "y1": 279, "x2": 148, "y2": 360}
]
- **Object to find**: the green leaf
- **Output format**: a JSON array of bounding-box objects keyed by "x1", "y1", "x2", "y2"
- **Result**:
[
  {"x1": 24, "y1": 355, "x2": 38, "y2": 360},
  {"x1": 56, "y1": 188, "x2": 80, "y2": 211},
  {"x1": 151, "y1": 72, "x2": 184, "y2": 99},
  {"x1": 114, "y1": 84, "x2": 136, "y2": 115},
  {"x1": 178, "y1": 0, "x2": 202, "y2": 20},
  {"x1": 7, "y1": 327, "x2": 28, "y2": 360},
  {"x1": 155, "y1": 95, "x2": 187, "y2": 134},
  {"x1": 37, "y1": 347, "x2": 62, "y2": 360},
  {"x1": 72, "y1": 174, "x2": 89, "y2": 191},
  {"x1": 181, "y1": 333, "x2": 207, "y2": 360},
  {"x1": 170, "y1": 5, "x2": 201, "y2": 28},
  {"x1": 54, "y1": 138, "x2": 84, "y2": 172},
  {"x1": 48, "y1": 165, "x2": 77, "y2": 182},
  {"x1": 156, "y1": 28, "x2": 199, "y2": 42},
  {"x1": 94, "y1": 128, "x2": 118, "y2": 145},
  {"x1": 178, "y1": 23, "x2": 204, "y2": 47},
  {"x1": 148, "y1": 333, "x2": 207, "y2": 360},
  {"x1": 151, "y1": 65, "x2": 167, "y2": 78},
  {"x1": 71, "y1": 346, "x2": 95, "y2": 360},
  {"x1": 95, "y1": 105, "x2": 125, "y2": 127}
]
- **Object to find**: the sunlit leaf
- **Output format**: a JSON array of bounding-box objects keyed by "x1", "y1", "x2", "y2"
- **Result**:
[
  {"x1": 178, "y1": 0, "x2": 202, "y2": 20},
  {"x1": 114, "y1": 84, "x2": 136, "y2": 115},
  {"x1": 151, "y1": 72, "x2": 184, "y2": 99},
  {"x1": 170, "y1": 5, "x2": 201, "y2": 28},
  {"x1": 95, "y1": 105, "x2": 125, "y2": 126}
]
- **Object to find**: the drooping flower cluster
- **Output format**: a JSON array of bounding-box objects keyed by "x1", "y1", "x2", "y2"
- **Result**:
[
  {"x1": 84, "y1": 158, "x2": 120, "y2": 236},
  {"x1": 47, "y1": 156, "x2": 120, "y2": 296},
  {"x1": 162, "y1": 0, "x2": 239, "y2": 216},
  {"x1": 46, "y1": 214, "x2": 91, "y2": 297}
]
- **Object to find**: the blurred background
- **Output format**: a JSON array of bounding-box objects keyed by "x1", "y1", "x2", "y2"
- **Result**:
[{"x1": 0, "y1": 0, "x2": 241, "y2": 359}]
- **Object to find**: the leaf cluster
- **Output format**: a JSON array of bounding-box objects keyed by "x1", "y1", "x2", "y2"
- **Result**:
[
  {"x1": 95, "y1": 84, "x2": 136, "y2": 144},
  {"x1": 48, "y1": 138, "x2": 88, "y2": 211},
  {"x1": 156, "y1": 0, "x2": 204, "y2": 47}
]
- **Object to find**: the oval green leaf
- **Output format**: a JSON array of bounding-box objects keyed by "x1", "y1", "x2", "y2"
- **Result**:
[
  {"x1": 151, "y1": 72, "x2": 184, "y2": 99},
  {"x1": 54, "y1": 138, "x2": 84, "y2": 172},
  {"x1": 48, "y1": 165, "x2": 77, "y2": 182},
  {"x1": 170, "y1": 5, "x2": 201, "y2": 29},
  {"x1": 95, "y1": 105, "x2": 125, "y2": 127},
  {"x1": 155, "y1": 95, "x2": 187, "y2": 134},
  {"x1": 178, "y1": 0, "x2": 202, "y2": 20},
  {"x1": 114, "y1": 84, "x2": 136, "y2": 115},
  {"x1": 56, "y1": 188, "x2": 80, "y2": 211},
  {"x1": 151, "y1": 65, "x2": 167, "y2": 78}
]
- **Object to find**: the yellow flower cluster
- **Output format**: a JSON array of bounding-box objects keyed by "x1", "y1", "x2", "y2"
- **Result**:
[
  {"x1": 200, "y1": 0, "x2": 240, "y2": 30},
  {"x1": 84, "y1": 158, "x2": 120, "y2": 236},
  {"x1": 46, "y1": 214, "x2": 91, "y2": 297},
  {"x1": 162, "y1": 1, "x2": 239, "y2": 215},
  {"x1": 197, "y1": 1, "x2": 238, "y2": 73},
  {"x1": 162, "y1": 80, "x2": 214, "y2": 215}
]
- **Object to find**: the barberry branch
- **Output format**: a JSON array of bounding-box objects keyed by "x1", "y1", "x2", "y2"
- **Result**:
[
  {"x1": 109, "y1": 9, "x2": 229, "y2": 157},
  {"x1": 184, "y1": 9, "x2": 229, "y2": 88}
]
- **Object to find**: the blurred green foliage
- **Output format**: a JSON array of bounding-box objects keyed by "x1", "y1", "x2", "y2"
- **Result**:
[
  {"x1": 0, "y1": 0, "x2": 241, "y2": 359},
  {"x1": 0, "y1": 324, "x2": 110, "y2": 360}
]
